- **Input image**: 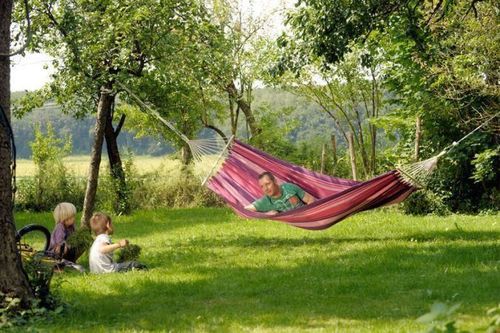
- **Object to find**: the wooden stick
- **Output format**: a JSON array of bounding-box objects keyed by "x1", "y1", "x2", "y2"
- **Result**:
[
  {"x1": 347, "y1": 132, "x2": 357, "y2": 180},
  {"x1": 320, "y1": 144, "x2": 327, "y2": 173}
]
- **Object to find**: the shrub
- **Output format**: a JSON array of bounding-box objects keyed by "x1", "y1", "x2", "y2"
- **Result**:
[
  {"x1": 15, "y1": 123, "x2": 85, "y2": 212},
  {"x1": 401, "y1": 190, "x2": 450, "y2": 216},
  {"x1": 129, "y1": 160, "x2": 224, "y2": 210},
  {"x1": 1, "y1": 252, "x2": 63, "y2": 329},
  {"x1": 66, "y1": 227, "x2": 93, "y2": 254},
  {"x1": 21, "y1": 253, "x2": 57, "y2": 309},
  {"x1": 16, "y1": 175, "x2": 86, "y2": 212}
]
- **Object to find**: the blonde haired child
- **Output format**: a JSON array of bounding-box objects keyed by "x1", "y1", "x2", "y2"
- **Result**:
[
  {"x1": 49, "y1": 202, "x2": 78, "y2": 261},
  {"x1": 89, "y1": 212, "x2": 146, "y2": 273}
]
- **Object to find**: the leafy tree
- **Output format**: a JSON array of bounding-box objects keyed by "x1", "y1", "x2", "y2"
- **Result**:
[
  {"x1": 205, "y1": 0, "x2": 278, "y2": 138},
  {"x1": 14, "y1": 0, "x2": 214, "y2": 224},
  {"x1": 270, "y1": 40, "x2": 388, "y2": 178},
  {"x1": 282, "y1": 0, "x2": 499, "y2": 211}
]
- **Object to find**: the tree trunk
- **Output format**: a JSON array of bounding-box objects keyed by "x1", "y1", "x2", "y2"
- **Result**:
[
  {"x1": 370, "y1": 67, "x2": 379, "y2": 176},
  {"x1": 331, "y1": 134, "x2": 337, "y2": 167},
  {"x1": 320, "y1": 143, "x2": 327, "y2": 174},
  {"x1": 181, "y1": 142, "x2": 192, "y2": 165},
  {"x1": 347, "y1": 132, "x2": 357, "y2": 181},
  {"x1": 226, "y1": 81, "x2": 261, "y2": 137},
  {"x1": 81, "y1": 86, "x2": 114, "y2": 227},
  {"x1": 104, "y1": 112, "x2": 130, "y2": 215},
  {"x1": 370, "y1": 125, "x2": 377, "y2": 176},
  {"x1": 415, "y1": 116, "x2": 422, "y2": 161},
  {"x1": 229, "y1": 96, "x2": 239, "y2": 136},
  {"x1": 0, "y1": 0, "x2": 33, "y2": 306}
]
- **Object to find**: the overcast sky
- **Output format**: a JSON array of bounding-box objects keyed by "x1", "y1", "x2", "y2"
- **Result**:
[{"x1": 10, "y1": 0, "x2": 292, "y2": 92}]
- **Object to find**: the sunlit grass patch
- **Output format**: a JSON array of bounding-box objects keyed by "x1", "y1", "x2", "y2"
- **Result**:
[{"x1": 13, "y1": 209, "x2": 500, "y2": 332}]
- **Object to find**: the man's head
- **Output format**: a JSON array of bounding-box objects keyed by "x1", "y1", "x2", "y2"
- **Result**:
[
  {"x1": 258, "y1": 172, "x2": 280, "y2": 197},
  {"x1": 90, "y1": 212, "x2": 113, "y2": 236}
]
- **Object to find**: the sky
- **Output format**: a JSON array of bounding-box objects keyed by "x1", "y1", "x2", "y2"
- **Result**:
[{"x1": 10, "y1": 0, "x2": 292, "y2": 92}]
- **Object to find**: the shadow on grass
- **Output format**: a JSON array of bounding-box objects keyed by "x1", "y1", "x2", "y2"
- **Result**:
[
  {"x1": 157, "y1": 229, "x2": 500, "y2": 249},
  {"x1": 47, "y1": 239, "x2": 499, "y2": 332}
]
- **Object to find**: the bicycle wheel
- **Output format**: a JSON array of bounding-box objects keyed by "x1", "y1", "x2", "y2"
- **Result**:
[{"x1": 16, "y1": 224, "x2": 51, "y2": 253}]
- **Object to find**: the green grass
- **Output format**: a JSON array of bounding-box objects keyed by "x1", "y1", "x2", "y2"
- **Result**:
[{"x1": 12, "y1": 208, "x2": 500, "y2": 332}]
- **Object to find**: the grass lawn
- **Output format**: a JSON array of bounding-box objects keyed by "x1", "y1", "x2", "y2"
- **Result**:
[{"x1": 13, "y1": 208, "x2": 500, "y2": 332}]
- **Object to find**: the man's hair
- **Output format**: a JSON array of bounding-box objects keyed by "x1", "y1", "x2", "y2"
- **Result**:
[
  {"x1": 258, "y1": 171, "x2": 275, "y2": 182},
  {"x1": 90, "y1": 212, "x2": 111, "y2": 235},
  {"x1": 53, "y1": 202, "x2": 76, "y2": 224}
]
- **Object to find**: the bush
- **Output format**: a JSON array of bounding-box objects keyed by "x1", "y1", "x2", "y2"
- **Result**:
[
  {"x1": 16, "y1": 174, "x2": 86, "y2": 212},
  {"x1": 21, "y1": 253, "x2": 58, "y2": 308},
  {"x1": 15, "y1": 123, "x2": 85, "y2": 212},
  {"x1": 66, "y1": 227, "x2": 93, "y2": 254},
  {"x1": 128, "y1": 160, "x2": 224, "y2": 210},
  {"x1": 401, "y1": 190, "x2": 450, "y2": 216},
  {"x1": 0, "y1": 252, "x2": 64, "y2": 329}
]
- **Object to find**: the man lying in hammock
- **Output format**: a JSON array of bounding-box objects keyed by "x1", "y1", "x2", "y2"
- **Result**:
[{"x1": 244, "y1": 171, "x2": 315, "y2": 215}]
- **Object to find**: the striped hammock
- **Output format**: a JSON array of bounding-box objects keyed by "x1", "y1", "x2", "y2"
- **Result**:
[
  {"x1": 206, "y1": 140, "x2": 415, "y2": 230},
  {"x1": 117, "y1": 82, "x2": 497, "y2": 230}
]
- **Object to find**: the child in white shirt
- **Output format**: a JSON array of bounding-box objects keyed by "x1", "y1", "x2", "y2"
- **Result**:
[{"x1": 89, "y1": 212, "x2": 146, "y2": 274}]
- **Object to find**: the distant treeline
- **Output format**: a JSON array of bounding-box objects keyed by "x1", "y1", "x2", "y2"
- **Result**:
[{"x1": 11, "y1": 88, "x2": 340, "y2": 158}]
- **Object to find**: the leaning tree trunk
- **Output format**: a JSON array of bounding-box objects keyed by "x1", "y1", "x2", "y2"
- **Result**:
[
  {"x1": 0, "y1": 0, "x2": 33, "y2": 306},
  {"x1": 81, "y1": 86, "x2": 114, "y2": 227},
  {"x1": 104, "y1": 112, "x2": 130, "y2": 215}
]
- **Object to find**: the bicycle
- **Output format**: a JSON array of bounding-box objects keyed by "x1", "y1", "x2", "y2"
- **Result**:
[
  {"x1": 16, "y1": 223, "x2": 85, "y2": 272},
  {"x1": 16, "y1": 223, "x2": 51, "y2": 254}
]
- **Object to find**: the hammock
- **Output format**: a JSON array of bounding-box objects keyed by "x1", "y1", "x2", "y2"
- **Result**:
[
  {"x1": 206, "y1": 140, "x2": 415, "y2": 230},
  {"x1": 117, "y1": 82, "x2": 498, "y2": 230}
]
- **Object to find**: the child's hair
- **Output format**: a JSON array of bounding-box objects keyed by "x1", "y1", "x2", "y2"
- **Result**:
[
  {"x1": 53, "y1": 202, "x2": 77, "y2": 224},
  {"x1": 90, "y1": 212, "x2": 111, "y2": 235}
]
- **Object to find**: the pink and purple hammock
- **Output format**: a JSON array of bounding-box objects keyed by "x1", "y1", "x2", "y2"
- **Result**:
[
  {"x1": 120, "y1": 82, "x2": 496, "y2": 231},
  {"x1": 206, "y1": 140, "x2": 416, "y2": 230}
]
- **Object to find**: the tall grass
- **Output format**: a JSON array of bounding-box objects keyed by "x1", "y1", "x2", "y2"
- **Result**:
[
  {"x1": 16, "y1": 155, "x2": 172, "y2": 178},
  {"x1": 15, "y1": 155, "x2": 223, "y2": 212}
]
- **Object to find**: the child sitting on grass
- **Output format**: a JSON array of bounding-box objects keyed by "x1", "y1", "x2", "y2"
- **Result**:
[
  {"x1": 49, "y1": 202, "x2": 86, "y2": 272},
  {"x1": 89, "y1": 212, "x2": 147, "y2": 274},
  {"x1": 49, "y1": 202, "x2": 78, "y2": 261}
]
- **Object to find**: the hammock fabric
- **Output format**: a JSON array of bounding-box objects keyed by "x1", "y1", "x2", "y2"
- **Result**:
[{"x1": 207, "y1": 140, "x2": 416, "y2": 230}]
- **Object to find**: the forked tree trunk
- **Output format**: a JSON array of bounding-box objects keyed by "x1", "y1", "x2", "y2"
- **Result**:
[
  {"x1": 81, "y1": 86, "x2": 114, "y2": 227},
  {"x1": 104, "y1": 112, "x2": 130, "y2": 215},
  {"x1": 0, "y1": 0, "x2": 33, "y2": 306},
  {"x1": 226, "y1": 81, "x2": 261, "y2": 137}
]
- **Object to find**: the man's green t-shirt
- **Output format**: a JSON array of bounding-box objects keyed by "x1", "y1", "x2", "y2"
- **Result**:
[{"x1": 252, "y1": 183, "x2": 306, "y2": 213}]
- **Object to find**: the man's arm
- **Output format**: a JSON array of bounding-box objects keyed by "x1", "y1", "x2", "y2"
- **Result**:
[
  {"x1": 302, "y1": 192, "x2": 315, "y2": 205},
  {"x1": 244, "y1": 203, "x2": 279, "y2": 215}
]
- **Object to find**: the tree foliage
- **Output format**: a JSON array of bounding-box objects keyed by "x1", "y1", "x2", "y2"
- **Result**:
[{"x1": 281, "y1": 0, "x2": 499, "y2": 212}]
